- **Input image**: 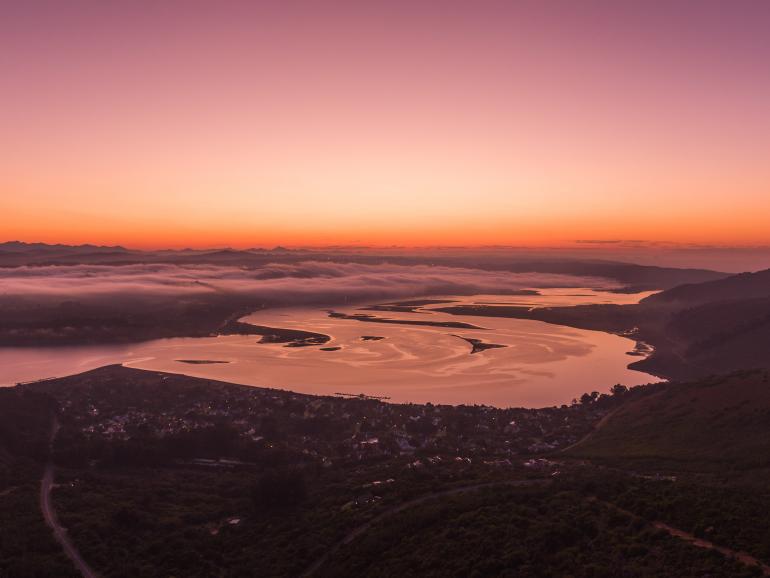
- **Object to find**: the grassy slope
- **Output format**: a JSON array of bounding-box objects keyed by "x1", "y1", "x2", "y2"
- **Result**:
[{"x1": 566, "y1": 370, "x2": 770, "y2": 465}]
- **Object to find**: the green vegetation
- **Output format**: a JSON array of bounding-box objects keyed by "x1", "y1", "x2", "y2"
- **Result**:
[
  {"x1": 320, "y1": 485, "x2": 758, "y2": 577},
  {"x1": 5, "y1": 366, "x2": 770, "y2": 576},
  {"x1": 567, "y1": 370, "x2": 770, "y2": 467},
  {"x1": 592, "y1": 473, "x2": 770, "y2": 566},
  {"x1": 50, "y1": 458, "x2": 513, "y2": 577},
  {"x1": 0, "y1": 461, "x2": 78, "y2": 578},
  {"x1": 0, "y1": 389, "x2": 77, "y2": 578},
  {"x1": 52, "y1": 466, "x2": 344, "y2": 577}
]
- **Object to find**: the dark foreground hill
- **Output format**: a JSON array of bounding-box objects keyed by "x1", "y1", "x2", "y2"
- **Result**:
[
  {"x1": 562, "y1": 371, "x2": 770, "y2": 568},
  {"x1": 566, "y1": 370, "x2": 770, "y2": 467},
  {"x1": 4, "y1": 366, "x2": 770, "y2": 576}
]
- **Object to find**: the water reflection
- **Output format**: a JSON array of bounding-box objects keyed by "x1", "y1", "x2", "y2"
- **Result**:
[{"x1": 0, "y1": 289, "x2": 658, "y2": 407}]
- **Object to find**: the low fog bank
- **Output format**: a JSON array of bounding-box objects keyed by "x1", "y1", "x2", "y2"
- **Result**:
[
  {"x1": 0, "y1": 261, "x2": 617, "y2": 307},
  {"x1": 0, "y1": 259, "x2": 730, "y2": 346}
]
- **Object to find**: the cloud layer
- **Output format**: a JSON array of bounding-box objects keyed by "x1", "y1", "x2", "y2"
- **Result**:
[{"x1": 0, "y1": 262, "x2": 618, "y2": 305}]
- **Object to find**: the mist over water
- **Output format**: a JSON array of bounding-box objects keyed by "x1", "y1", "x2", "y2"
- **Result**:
[{"x1": 0, "y1": 261, "x2": 618, "y2": 304}]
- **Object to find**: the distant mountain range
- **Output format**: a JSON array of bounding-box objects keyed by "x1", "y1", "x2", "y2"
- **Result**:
[
  {"x1": 0, "y1": 241, "x2": 303, "y2": 266},
  {"x1": 0, "y1": 241, "x2": 129, "y2": 253}
]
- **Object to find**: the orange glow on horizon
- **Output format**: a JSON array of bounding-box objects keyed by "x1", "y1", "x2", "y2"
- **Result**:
[{"x1": 2, "y1": 2, "x2": 769, "y2": 250}]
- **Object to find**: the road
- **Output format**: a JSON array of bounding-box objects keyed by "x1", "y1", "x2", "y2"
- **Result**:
[
  {"x1": 653, "y1": 522, "x2": 770, "y2": 575},
  {"x1": 566, "y1": 408, "x2": 770, "y2": 574},
  {"x1": 593, "y1": 498, "x2": 770, "y2": 576},
  {"x1": 32, "y1": 399, "x2": 770, "y2": 578},
  {"x1": 301, "y1": 479, "x2": 548, "y2": 577},
  {"x1": 40, "y1": 417, "x2": 99, "y2": 578}
]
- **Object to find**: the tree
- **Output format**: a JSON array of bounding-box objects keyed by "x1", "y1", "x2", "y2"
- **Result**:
[
  {"x1": 611, "y1": 384, "x2": 629, "y2": 396},
  {"x1": 252, "y1": 468, "x2": 307, "y2": 512}
]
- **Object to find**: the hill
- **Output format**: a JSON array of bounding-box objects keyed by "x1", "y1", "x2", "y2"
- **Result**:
[
  {"x1": 10, "y1": 365, "x2": 770, "y2": 576},
  {"x1": 662, "y1": 297, "x2": 770, "y2": 375},
  {"x1": 566, "y1": 370, "x2": 770, "y2": 466},
  {"x1": 643, "y1": 268, "x2": 770, "y2": 306},
  {"x1": 318, "y1": 484, "x2": 754, "y2": 578},
  {"x1": 436, "y1": 267, "x2": 770, "y2": 380},
  {"x1": 630, "y1": 270, "x2": 770, "y2": 377}
]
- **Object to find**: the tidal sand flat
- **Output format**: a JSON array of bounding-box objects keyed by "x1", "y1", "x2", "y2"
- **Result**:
[{"x1": 0, "y1": 289, "x2": 658, "y2": 407}]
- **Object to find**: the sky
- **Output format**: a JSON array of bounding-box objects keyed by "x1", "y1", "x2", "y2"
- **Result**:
[{"x1": 2, "y1": 0, "x2": 769, "y2": 249}]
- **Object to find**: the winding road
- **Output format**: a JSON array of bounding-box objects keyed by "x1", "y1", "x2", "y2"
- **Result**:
[
  {"x1": 653, "y1": 522, "x2": 770, "y2": 575},
  {"x1": 40, "y1": 417, "x2": 99, "y2": 578},
  {"x1": 593, "y1": 498, "x2": 770, "y2": 575},
  {"x1": 566, "y1": 412, "x2": 770, "y2": 574}
]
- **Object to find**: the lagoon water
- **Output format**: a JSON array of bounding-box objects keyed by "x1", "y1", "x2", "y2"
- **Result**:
[{"x1": 0, "y1": 289, "x2": 658, "y2": 407}]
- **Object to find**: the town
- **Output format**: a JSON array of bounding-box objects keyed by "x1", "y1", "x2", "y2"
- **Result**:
[{"x1": 38, "y1": 366, "x2": 630, "y2": 474}]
